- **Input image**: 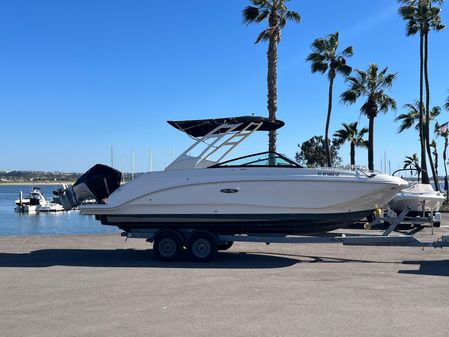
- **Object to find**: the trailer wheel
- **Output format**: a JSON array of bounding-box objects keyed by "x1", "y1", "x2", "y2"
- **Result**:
[
  {"x1": 153, "y1": 231, "x2": 183, "y2": 261},
  {"x1": 434, "y1": 222, "x2": 441, "y2": 227},
  {"x1": 218, "y1": 241, "x2": 233, "y2": 251},
  {"x1": 187, "y1": 231, "x2": 218, "y2": 262}
]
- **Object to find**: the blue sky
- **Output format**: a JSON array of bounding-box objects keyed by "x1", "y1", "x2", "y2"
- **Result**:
[{"x1": 0, "y1": 0, "x2": 448, "y2": 173}]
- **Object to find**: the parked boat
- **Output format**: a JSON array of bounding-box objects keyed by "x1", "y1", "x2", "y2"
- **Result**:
[
  {"x1": 15, "y1": 187, "x2": 64, "y2": 213},
  {"x1": 55, "y1": 116, "x2": 407, "y2": 234},
  {"x1": 388, "y1": 183, "x2": 444, "y2": 216}
]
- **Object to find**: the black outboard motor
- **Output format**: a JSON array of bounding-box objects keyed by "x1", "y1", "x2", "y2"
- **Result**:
[{"x1": 54, "y1": 164, "x2": 122, "y2": 210}]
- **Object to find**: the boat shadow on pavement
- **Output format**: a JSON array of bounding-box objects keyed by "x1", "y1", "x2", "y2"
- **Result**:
[
  {"x1": 0, "y1": 248, "x2": 448, "y2": 275},
  {"x1": 399, "y1": 259, "x2": 449, "y2": 277},
  {"x1": 244, "y1": 251, "x2": 449, "y2": 277},
  {"x1": 0, "y1": 249, "x2": 299, "y2": 269}
]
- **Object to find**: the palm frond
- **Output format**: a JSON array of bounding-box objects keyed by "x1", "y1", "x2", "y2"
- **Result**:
[
  {"x1": 406, "y1": 19, "x2": 420, "y2": 35},
  {"x1": 382, "y1": 72, "x2": 397, "y2": 88},
  {"x1": 310, "y1": 61, "x2": 328, "y2": 74},
  {"x1": 242, "y1": 6, "x2": 260, "y2": 24},
  {"x1": 353, "y1": 69, "x2": 367, "y2": 82},
  {"x1": 307, "y1": 32, "x2": 352, "y2": 81},
  {"x1": 333, "y1": 131, "x2": 348, "y2": 146},
  {"x1": 430, "y1": 106, "x2": 441, "y2": 118},
  {"x1": 395, "y1": 113, "x2": 416, "y2": 133},
  {"x1": 398, "y1": 5, "x2": 416, "y2": 20},
  {"x1": 285, "y1": 10, "x2": 301, "y2": 23},
  {"x1": 336, "y1": 64, "x2": 352, "y2": 77},
  {"x1": 340, "y1": 90, "x2": 359, "y2": 104},
  {"x1": 305, "y1": 52, "x2": 325, "y2": 62},
  {"x1": 434, "y1": 121, "x2": 441, "y2": 134},
  {"x1": 256, "y1": 9, "x2": 270, "y2": 22},
  {"x1": 359, "y1": 127, "x2": 369, "y2": 136},
  {"x1": 341, "y1": 46, "x2": 353, "y2": 57},
  {"x1": 329, "y1": 32, "x2": 339, "y2": 48},
  {"x1": 311, "y1": 38, "x2": 328, "y2": 52},
  {"x1": 347, "y1": 121, "x2": 357, "y2": 130},
  {"x1": 378, "y1": 94, "x2": 397, "y2": 113},
  {"x1": 255, "y1": 26, "x2": 277, "y2": 43},
  {"x1": 360, "y1": 101, "x2": 373, "y2": 117},
  {"x1": 355, "y1": 138, "x2": 368, "y2": 148},
  {"x1": 251, "y1": 0, "x2": 268, "y2": 5}
]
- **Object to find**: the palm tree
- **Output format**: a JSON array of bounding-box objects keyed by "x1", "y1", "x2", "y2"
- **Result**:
[
  {"x1": 306, "y1": 32, "x2": 353, "y2": 167},
  {"x1": 340, "y1": 64, "x2": 397, "y2": 171},
  {"x1": 430, "y1": 139, "x2": 439, "y2": 177},
  {"x1": 333, "y1": 122, "x2": 368, "y2": 167},
  {"x1": 398, "y1": 0, "x2": 445, "y2": 187},
  {"x1": 435, "y1": 121, "x2": 449, "y2": 199},
  {"x1": 243, "y1": 0, "x2": 301, "y2": 153},
  {"x1": 423, "y1": 1, "x2": 444, "y2": 189},
  {"x1": 396, "y1": 101, "x2": 440, "y2": 186},
  {"x1": 404, "y1": 153, "x2": 422, "y2": 182},
  {"x1": 395, "y1": 100, "x2": 440, "y2": 133}
]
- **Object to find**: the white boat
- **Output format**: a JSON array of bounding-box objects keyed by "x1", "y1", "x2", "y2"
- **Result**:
[
  {"x1": 388, "y1": 183, "x2": 445, "y2": 217},
  {"x1": 15, "y1": 187, "x2": 64, "y2": 213},
  {"x1": 56, "y1": 116, "x2": 407, "y2": 235}
]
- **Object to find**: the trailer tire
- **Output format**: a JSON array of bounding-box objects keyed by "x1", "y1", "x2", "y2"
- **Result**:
[
  {"x1": 187, "y1": 231, "x2": 218, "y2": 262},
  {"x1": 218, "y1": 241, "x2": 234, "y2": 251},
  {"x1": 434, "y1": 222, "x2": 441, "y2": 227},
  {"x1": 153, "y1": 231, "x2": 183, "y2": 262}
]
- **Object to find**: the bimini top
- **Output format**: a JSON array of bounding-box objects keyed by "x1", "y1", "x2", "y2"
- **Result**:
[{"x1": 167, "y1": 116, "x2": 284, "y2": 137}]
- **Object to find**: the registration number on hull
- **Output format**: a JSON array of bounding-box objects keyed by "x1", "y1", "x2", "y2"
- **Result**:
[{"x1": 317, "y1": 172, "x2": 340, "y2": 177}]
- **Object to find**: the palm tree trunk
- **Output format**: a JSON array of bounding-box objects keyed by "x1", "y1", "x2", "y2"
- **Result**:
[
  {"x1": 325, "y1": 75, "x2": 334, "y2": 167},
  {"x1": 350, "y1": 143, "x2": 355, "y2": 167},
  {"x1": 368, "y1": 116, "x2": 374, "y2": 171},
  {"x1": 445, "y1": 137, "x2": 448, "y2": 201},
  {"x1": 267, "y1": 30, "x2": 278, "y2": 153},
  {"x1": 419, "y1": 31, "x2": 430, "y2": 184},
  {"x1": 443, "y1": 134, "x2": 449, "y2": 201},
  {"x1": 424, "y1": 32, "x2": 439, "y2": 190}
]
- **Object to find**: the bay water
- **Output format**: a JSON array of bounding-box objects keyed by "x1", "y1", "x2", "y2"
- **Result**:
[{"x1": 0, "y1": 185, "x2": 119, "y2": 236}]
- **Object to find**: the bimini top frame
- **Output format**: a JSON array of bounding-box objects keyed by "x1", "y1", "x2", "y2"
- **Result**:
[{"x1": 165, "y1": 116, "x2": 284, "y2": 170}]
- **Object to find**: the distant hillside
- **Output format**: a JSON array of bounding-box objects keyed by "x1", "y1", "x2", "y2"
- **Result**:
[
  {"x1": 0, "y1": 171, "x2": 81, "y2": 183},
  {"x1": 0, "y1": 170, "x2": 140, "y2": 183}
]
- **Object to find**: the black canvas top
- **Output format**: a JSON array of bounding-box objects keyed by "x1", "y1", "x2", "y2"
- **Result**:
[{"x1": 167, "y1": 116, "x2": 285, "y2": 137}]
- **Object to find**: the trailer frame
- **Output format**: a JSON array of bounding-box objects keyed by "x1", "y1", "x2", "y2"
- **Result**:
[{"x1": 121, "y1": 207, "x2": 449, "y2": 261}]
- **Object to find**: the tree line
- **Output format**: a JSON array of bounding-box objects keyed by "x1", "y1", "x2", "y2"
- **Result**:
[{"x1": 243, "y1": 0, "x2": 447, "y2": 189}]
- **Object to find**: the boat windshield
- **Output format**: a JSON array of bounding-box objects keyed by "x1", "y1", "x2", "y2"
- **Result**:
[{"x1": 210, "y1": 151, "x2": 302, "y2": 168}]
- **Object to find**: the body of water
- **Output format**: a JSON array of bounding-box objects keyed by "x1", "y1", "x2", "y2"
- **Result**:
[{"x1": 0, "y1": 185, "x2": 119, "y2": 236}]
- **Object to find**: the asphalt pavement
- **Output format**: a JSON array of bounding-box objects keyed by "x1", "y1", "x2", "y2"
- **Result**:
[{"x1": 1, "y1": 225, "x2": 448, "y2": 337}]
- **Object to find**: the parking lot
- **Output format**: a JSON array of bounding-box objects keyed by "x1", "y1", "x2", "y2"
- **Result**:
[{"x1": 1, "y1": 226, "x2": 448, "y2": 337}]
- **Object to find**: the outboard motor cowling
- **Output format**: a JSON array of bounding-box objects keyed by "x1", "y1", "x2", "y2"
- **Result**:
[{"x1": 54, "y1": 164, "x2": 122, "y2": 210}]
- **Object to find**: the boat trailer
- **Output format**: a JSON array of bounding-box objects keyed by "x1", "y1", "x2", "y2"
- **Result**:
[{"x1": 122, "y1": 207, "x2": 449, "y2": 262}]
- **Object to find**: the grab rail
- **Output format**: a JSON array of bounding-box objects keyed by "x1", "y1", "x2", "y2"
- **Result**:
[{"x1": 356, "y1": 167, "x2": 378, "y2": 178}]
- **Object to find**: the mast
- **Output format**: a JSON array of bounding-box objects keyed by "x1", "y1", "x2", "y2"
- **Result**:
[
  {"x1": 111, "y1": 146, "x2": 114, "y2": 168},
  {"x1": 132, "y1": 152, "x2": 135, "y2": 180}
]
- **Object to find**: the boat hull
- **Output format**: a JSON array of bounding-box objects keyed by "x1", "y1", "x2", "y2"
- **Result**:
[
  {"x1": 97, "y1": 210, "x2": 374, "y2": 234},
  {"x1": 389, "y1": 184, "x2": 444, "y2": 215},
  {"x1": 81, "y1": 167, "x2": 406, "y2": 234}
]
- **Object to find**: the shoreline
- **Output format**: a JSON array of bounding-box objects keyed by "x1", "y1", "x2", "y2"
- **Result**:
[
  {"x1": 0, "y1": 181, "x2": 74, "y2": 186},
  {"x1": 0, "y1": 232, "x2": 119, "y2": 239}
]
